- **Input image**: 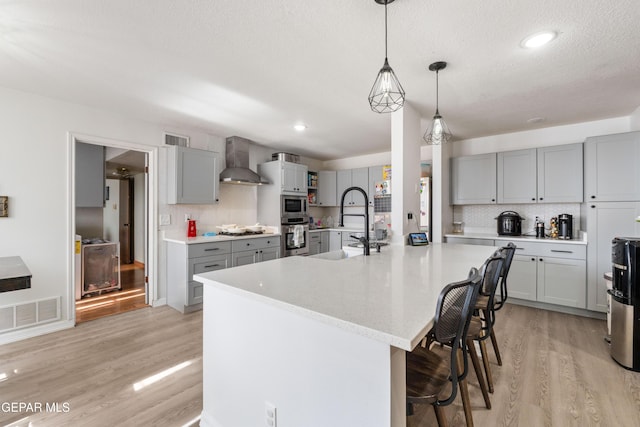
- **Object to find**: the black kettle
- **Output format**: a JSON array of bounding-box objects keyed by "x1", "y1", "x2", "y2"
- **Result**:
[{"x1": 496, "y1": 211, "x2": 523, "y2": 236}]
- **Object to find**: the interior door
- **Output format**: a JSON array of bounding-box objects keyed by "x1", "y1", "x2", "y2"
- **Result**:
[{"x1": 119, "y1": 179, "x2": 133, "y2": 264}]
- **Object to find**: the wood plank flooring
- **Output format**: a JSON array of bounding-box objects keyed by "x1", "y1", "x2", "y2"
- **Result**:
[
  {"x1": 408, "y1": 304, "x2": 640, "y2": 427},
  {"x1": 0, "y1": 306, "x2": 202, "y2": 427},
  {"x1": 1, "y1": 303, "x2": 639, "y2": 426},
  {"x1": 76, "y1": 263, "x2": 148, "y2": 324}
]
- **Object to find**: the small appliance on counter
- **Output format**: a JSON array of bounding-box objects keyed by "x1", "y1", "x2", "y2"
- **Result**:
[
  {"x1": 187, "y1": 220, "x2": 197, "y2": 238},
  {"x1": 535, "y1": 217, "x2": 545, "y2": 238},
  {"x1": 558, "y1": 213, "x2": 573, "y2": 239},
  {"x1": 496, "y1": 211, "x2": 523, "y2": 236},
  {"x1": 610, "y1": 237, "x2": 640, "y2": 371}
]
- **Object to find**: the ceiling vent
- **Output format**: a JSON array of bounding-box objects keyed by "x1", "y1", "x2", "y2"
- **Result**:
[{"x1": 164, "y1": 132, "x2": 190, "y2": 147}]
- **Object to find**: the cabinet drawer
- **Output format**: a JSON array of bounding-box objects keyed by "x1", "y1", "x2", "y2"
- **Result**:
[
  {"x1": 231, "y1": 236, "x2": 280, "y2": 252},
  {"x1": 499, "y1": 240, "x2": 586, "y2": 259},
  {"x1": 188, "y1": 241, "x2": 231, "y2": 258},
  {"x1": 309, "y1": 233, "x2": 322, "y2": 242},
  {"x1": 191, "y1": 254, "x2": 231, "y2": 275},
  {"x1": 187, "y1": 281, "x2": 203, "y2": 306},
  {"x1": 446, "y1": 237, "x2": 495, "y2": 246}
]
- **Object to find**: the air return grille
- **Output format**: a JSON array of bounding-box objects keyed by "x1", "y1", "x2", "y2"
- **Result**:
[
  {"x1": 0, "y1": 296, "x2": 61, "y2": 332},
  {"x1": 164, "y1": 132, "x2": 190, "y2": 147}
]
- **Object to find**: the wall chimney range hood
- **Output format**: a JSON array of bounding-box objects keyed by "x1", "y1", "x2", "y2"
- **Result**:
[{"x1": 220, "y1": 136, "x2": 269, "y2": 185}]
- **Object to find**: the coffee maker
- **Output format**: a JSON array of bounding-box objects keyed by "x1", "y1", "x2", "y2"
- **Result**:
[{"x1": 558, "y1": 214, "x2": 573, "y2": 240}]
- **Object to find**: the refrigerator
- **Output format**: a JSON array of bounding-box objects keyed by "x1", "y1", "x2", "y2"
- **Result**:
[{"x1": 419, "y1": 177, "x2": 431, "y2": 234}]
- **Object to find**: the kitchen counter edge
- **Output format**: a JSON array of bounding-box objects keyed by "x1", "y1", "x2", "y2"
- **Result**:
[{"x1": 444, "y1": 233, "x2": 587, "y2": 245}]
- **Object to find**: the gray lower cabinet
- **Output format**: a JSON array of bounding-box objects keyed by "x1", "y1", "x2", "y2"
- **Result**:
[
  {"x1": 167, "y1": 241, "x2": 232, "y2": 313},
  {"x1": 231, "y1": 237, "x2": 280, "y2": 267},
  {"x1": 445, "y1": 237, "x2": 496, "y2": 246},
  {"x1": 329, "y1": 231, "x2": 343, "y2": 251},
  {"x1": 309, "y1": 232, "x2": 323, "y2": 255}
]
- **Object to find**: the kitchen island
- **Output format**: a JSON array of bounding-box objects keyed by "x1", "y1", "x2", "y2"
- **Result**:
[{"x1": 195, "y1": 243, "x2": 497, "y2": 427}]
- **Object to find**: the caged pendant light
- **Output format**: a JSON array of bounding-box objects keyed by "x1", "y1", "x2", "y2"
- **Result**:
[
  {"x1": 368, "y1": 0, "x2": 405, "y2": 113},
  {"x1": 423, "y1": 61, "x2": 452, "y2": 145}
]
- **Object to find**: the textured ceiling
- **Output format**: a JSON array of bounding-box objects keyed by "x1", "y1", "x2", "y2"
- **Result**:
[{"x1": 1, "y1": 0, "x2": 639, "y2": 160}]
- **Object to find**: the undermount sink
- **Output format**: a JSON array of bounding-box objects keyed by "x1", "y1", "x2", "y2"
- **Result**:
[{"x1": 346, "y1": 241, "x2": 389, "y2": 249}]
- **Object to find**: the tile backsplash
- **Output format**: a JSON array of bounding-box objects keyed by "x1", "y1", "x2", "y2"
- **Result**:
[{"x1": 453, "y1": 203, "x2": 582, "y2": 237}]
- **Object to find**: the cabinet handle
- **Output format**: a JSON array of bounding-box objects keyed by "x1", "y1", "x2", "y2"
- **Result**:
[
  {"x1": 204, "y1": 264, "x2": 220, "y2": 268},
  {"x1": 591, "y1": 205, "x2": 595, "y2": 208},
  {"x1": 204, "y1": 248, "x2": 220, "y2": 251},
  {"x1": 539, "y1": 197, "x2": 543, "y2": 201},
  {"x1": 515, "y1": 247, "x2": 524, "y2": 250},
  {"x1": 591, "y1": 195, "x2": 596, "y2": 199},
  {"x1": 246, "y1": 243, "x2": 251, "y2": 246},
  {"x1": 539, "y1": 258, "x2": 544, "y2": 262},
  {"x1": 491, "y1": 199, "x2": 496, "y2": 202},
  {"x1": 551, "y1": 249, "x2": 573, "y2": 253},
  {"x1": 531, "y1": 198, "x2": 535, "y2": 201},
  {"x1": 531, "y1": 257, "x2": 535, "y2": 261}
]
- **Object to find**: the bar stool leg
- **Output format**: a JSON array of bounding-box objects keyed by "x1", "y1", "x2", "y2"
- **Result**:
[
  {"x1": 479, "y1": 340, "x2": 494, "y2": 394},
  {"x1": 466, "y1": 338, "x2": 491, "y2": 409},
  {"x1": 490, "y1": 329, "x2": 503, "y2": 366},
  {"x1": 456, "y1": 348, "x2": 474, "y2": 427}
]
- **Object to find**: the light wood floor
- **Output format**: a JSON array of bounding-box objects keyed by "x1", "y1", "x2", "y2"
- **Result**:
[
  {"x1": 75, "y1": 263, "x2": 148, "y2": 324},
  {"x1": 2, "y1": 303, "x2": 639, "y2": 426},
  {"x1": 408, "y1": 303, "x2": 640, "y2": 427},
  {"x1": 0, "y1": 306, "x2": 202, "y2": 427}
]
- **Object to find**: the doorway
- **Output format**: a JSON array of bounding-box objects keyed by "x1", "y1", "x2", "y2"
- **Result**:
[{"x1": 71, "y1": 135, "x2": 157, "y2": 324}]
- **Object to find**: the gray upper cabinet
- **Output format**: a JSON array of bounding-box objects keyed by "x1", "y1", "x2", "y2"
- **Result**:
[
  {"x1": 537, "y1": 143, "x2": 583, "y2": 203},
  {"x1": 585, "y1": 131, "x2": 640, "y2": 202},
  {"x1": 497, "y1": 143, "x2": 583, "y2": 204},
  {"x1": 337, "y1": 168, "x2": 369, "y2": 206},
  {"x1": 497, "y1": 149, "x2": 537, "y2": 204},
  {"x1": 167, "y1": 146, "x2": 220, "y2": 204},
  {"x1": 451, "y1": 153, "x2": 497, "y2": 205},
  {"x1": 317, "y1": 171, "x2": 337, "y2": 207},
  {"x1": 368, "y1": 165, "x2": 383, "y2": 207},
  {"x1": 76, "y1": 142, "x2": 105, "y2": 207},
  {"x1": 281, "y1": 162, "x2": 308, "y2": 195}
]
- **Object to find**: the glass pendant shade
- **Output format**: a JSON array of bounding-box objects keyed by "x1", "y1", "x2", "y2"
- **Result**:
[
  {"x1": 423, "y1": 112, "x2": 452, "y2": 145},
  {"x1": 369, "y1": 58, "x2": 405, "y2": 113}
]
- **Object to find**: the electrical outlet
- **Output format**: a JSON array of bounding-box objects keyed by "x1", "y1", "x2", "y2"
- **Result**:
[
  {"x1": 184, "y1": 213, "x2": 192, "y2": 222},
  {"x1": 265, "y1": 402, "x2": 277, "y2": 427}
]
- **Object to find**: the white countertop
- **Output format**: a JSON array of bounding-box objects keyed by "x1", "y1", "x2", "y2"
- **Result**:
[
  {"x1": 195, "y1": 243, "x2": 496, "y2": 351},
  {"x1": 445, "y1": 232, "x2": 587, "y2": 245},
  {"x1": 163, "y1": 230, "x2": 280, "y2": 245},
  {"x1": 0, "y1": 256, "x2": 31, "y2": 280}
]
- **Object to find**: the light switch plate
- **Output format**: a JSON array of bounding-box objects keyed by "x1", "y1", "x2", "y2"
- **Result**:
[
  {"x1": 159, "y1": 214, "x2": 171, "y2": 226},
  {"x1": 0, "y1": 196, "x2": 7, "y2": 217}
]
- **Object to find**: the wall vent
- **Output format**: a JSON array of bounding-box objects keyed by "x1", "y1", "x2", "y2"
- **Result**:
[
  {"x1": 0, "y1": 296, "x2": 61, "y2": 332},
  {"x1": 164, "y1": 132, "x2": 190, "y2": 147}
]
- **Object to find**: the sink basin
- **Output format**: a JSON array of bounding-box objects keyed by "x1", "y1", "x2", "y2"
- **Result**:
[
  {"x1": 346, "y1": 241, "x2": 389, "y2": 249},
  {"x1": 309, "y1": 250, "x2": 360, "y2": 260}
]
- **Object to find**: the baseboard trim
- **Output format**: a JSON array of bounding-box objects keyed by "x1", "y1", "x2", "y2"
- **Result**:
[
  {"x1": 152, "y1": 298, "x2": 166, "y2": 308},
  {"x1": 0, "y1": 319, "x2": 75, "y2": 345},
  {"x1": 507, "y1": 299, "x2": 606, "y2": 320}
]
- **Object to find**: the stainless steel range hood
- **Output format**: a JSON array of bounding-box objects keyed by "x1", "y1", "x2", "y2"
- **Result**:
[{"x1": 220, "y1": 136, "x2": 269, "y2": 185}]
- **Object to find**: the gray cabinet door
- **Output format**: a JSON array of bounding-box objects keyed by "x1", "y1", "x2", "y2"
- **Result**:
[
  {"x1": 260, "y1": 246, "x2": 280, "y2": 262},
  {"x1": 497, "y1": 149, "x2": 537, "y2": 204},
  {"x1": 320, "y1": 231, "x2": 330, "y2": 253},
  {"x1": 585, "y1": 131, "x2": 640, "y2": 202},
  {"x1": 329, "y1": 231, "x2": 342, "y2": 251},
  {"x1": 282, "y1": 162, "x2": 308, "y2": 194},
  {"x1": 507, "y1": 255, "x2": 538, "y2": 301},
  {"x1": 537, "y1": 143, "x2": 583, "y2": 203},
  {"x1": 351, "y1": 167, "x2": 369, "y2": 206},
  {"x1": 451, "y1": 153, "x2": 497, "y2": 205},
  {"x1": 168, "y1": 146, "x2": 219, "y2": 204},
  {"x1": 368, "y1": 165, "x2": 383, "y2": 207},
  {"x1": 537, "y1": 257, "x2": 586, "y2": 308},
  {"x1": 232, "y1": 250, "x2": 259, "y2": 267},
  {"x1": 336, "y1": 170, "x2": 352, "y2": 205},
  {"x1": 586, "y1": 202, "x2": 640, "y2": 312},
  {"x1": 317, "y1": 171, "x2": 337, "y2": 207},
  {"x1": 76, "y1": 142, "x2": 105, "y2": 207}
]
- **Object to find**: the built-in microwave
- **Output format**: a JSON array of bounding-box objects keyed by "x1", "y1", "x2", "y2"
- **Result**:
[{"x1": 281, "y1": 195, "x2": 307, "y2": 218}]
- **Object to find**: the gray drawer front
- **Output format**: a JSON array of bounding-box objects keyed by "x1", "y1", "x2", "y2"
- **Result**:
[
  {"x1": 499, "y1": 240, "x2": 586, "y2": 259},
  {"x1": 189, "y1": 241, "x2": 232, "y2": 258},
  {"x1": 231, "y1": 236, "x2": 280, "y2": 252},
  {"x1": 191, "y1": 254, "x2": 231, "y2": 275}
]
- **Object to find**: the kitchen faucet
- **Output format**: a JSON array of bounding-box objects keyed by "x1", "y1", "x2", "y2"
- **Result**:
[{"x1": 339, "y1": 186, "x2": 370, "y2": 256}]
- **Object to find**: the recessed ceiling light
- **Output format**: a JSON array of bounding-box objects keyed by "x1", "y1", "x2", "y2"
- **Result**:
[
  {"x1": 294, "y1": 124, "x2": 307, "y2": 132},
  {"x1": 521, "y1": 31, "x2": 557, "y2": 49}
]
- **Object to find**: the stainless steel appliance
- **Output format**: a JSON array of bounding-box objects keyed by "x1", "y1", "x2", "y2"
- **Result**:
[
  {"x1": 610, "y1": 237, "x2": 640, "y2": 371},
  {"x1": 281, "y1": 195, "x2": 307, "y2": 219},
  {"x1": 496, "y1": 211, "x2": 523, "y2": 236},
  {"x1": 281, "y1": 216, "x2": 309, "y2": 256},
  {"x1": 558, "y1": 213, "x2": 573, "y2": 239}
]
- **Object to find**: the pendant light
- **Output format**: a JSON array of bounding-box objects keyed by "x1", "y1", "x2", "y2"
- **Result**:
[
  {"x1": 423, "y1": 61, "x2": 452, "y2": 145},
  {"x1": 368, "y1": 0, "x2": 405, "y2": 113}
]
